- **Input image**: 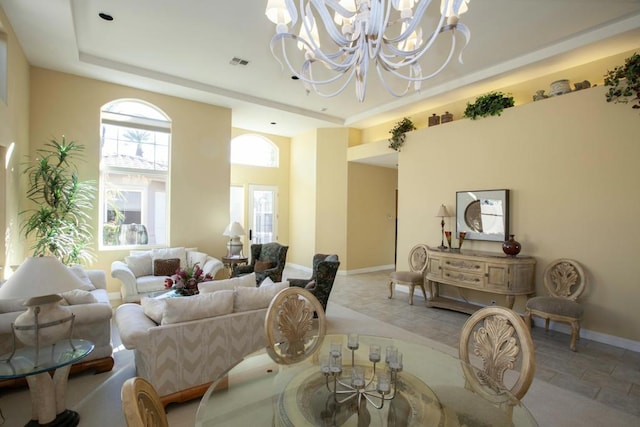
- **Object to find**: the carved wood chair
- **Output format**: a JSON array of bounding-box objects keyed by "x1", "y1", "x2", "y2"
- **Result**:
[
  {"x1": 121, "y1": 376, "x2": 169, "y2": 427},
  {"x1": 435, "y1": 306, "x2": 535, "y2": 424},
  {"x1": 232, "y1": 242, "x2": 289, "y2": 285},
  {"x1": 524, "y1": 258, "x2": 586, "y2": 351},
  {"x1": 264, "y1": 287, "x2": 326, "y2": 365},
  {"x1": 388, "y1": 244, "x2": 428, "y2": 305}
]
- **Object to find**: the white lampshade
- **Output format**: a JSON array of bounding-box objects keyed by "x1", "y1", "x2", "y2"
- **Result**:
[
  {"x1": 436, "y1": 205, "x2": 450, "y2": 218},
  {"x1": 0, "y1": 256, "x2": 84, "y2": 348},
  {"x1": 223, "y1": 222, "x2": 246, "y2": 237},
  {"x1": 0, "y1": 256, "x2": 85, "y2": 301}
]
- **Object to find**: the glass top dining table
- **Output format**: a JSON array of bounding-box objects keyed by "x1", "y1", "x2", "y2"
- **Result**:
[{"x1": 195, "y1": 334, "x2": 538, "y2": 427}]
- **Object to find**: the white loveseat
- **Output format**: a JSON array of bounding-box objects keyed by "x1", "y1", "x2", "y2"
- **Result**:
[
  {"x1": 111, "y1": 247, "x2": 224, "y2": 302},
  {"x1": 114, "y1": 273, "x2": 288, "y2": 405},
  {"x1": 0, "y1": 268, "x2": 114, "y2": 386}
]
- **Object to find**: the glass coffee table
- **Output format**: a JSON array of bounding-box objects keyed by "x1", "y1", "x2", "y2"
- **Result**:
[
  {"x1": 0, "y1": 339, "x2": 94, "y2": 426},
  {"x1": 196, "y1": 334, "x2": 538, "y2": 426}
]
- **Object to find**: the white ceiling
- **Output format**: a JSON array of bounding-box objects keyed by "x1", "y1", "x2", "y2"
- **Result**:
[{"x1": 2, "y1": 0, "x2": 640, "y2": 142}]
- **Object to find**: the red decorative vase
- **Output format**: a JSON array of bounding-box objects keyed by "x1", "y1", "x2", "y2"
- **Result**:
[{"x1": 502, "y1": 235, "x2": 521, "y2": 257}]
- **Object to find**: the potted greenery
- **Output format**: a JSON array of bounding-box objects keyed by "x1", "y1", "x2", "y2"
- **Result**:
[
  {"x1": 388, "y1": 117, "x2": 416, "y2": 151},
  {"x1": 604, "y1": 52, "x2": 640, "y2": 110},
  {"x1": 463, "y1": 91, "x2": 515, "y2": 120},
  {"x1": 21, "y1": 136, "x2": 96, "y2": 265}
]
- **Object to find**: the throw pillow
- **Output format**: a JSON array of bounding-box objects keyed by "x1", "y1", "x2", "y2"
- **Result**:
[
  {"x1": 141, "y1": 297, "x2": 166, "y2": 324},
  {"x1": 154, "y1": 258, "x2": 180, "y2": 277},
  {"x1": 151, "y1": 247, "x2": 187, "y2": 273},
  {"x1": 60, "y1": 289, "x2": 98, "y2": 305},
  {"x1": 198, "y1": 273, "x2": 257, "y2": 294},
  {"x1": 234, "y1": 280, "x2": 288, "y2": 312},
  {"x1": 0, "y1": 298, "x2": 26, "y2": 313},
  {"x1": 254, "y1": 260, "x2": 274, "y2": 273},
  {"x1": 125, "y1": 253, "x2": 153, "y2": 277},
  {"x1": 68, "y1": 265, "x2": 96, "y2": 291},
  {"x1": 187, "y1": 250, "x2": 208, "y2": 268},
  {"x1": 162, "y1": 290, "x2": 234, "y2": 325}
]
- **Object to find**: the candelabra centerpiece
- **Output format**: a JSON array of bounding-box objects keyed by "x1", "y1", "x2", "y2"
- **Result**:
[{"x1": 319, "y1": 334, "x2": 403, "y2": 412}]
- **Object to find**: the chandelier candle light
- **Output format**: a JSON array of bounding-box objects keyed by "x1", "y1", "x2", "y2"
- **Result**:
[
  {"x1": 265, "y1": 0, "x2": 472, "y2": 102},
  {"x1": 320, "y1": 334, "x2": 402, "y2": 411}
]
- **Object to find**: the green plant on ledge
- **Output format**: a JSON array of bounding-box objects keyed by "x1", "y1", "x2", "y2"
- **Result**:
[
  {"x1": 21, "y1": 136, "x2": 96, "y2": 265},
  {"x1": 388, "y1": 117, "x2": 416, "y2": 151},
  {"x1": 464, "y1": 91, "x2": 515, "y2": 120},
  {"x1": 604, "y1": 52, "x2": 640, "y2": 110}
]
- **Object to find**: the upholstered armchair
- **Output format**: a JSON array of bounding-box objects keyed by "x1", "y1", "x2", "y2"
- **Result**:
[
  {"x1": 288, "y1": 253, "x2": 340, "y2": 311},
  {"x1": 233, "y1": 242, "x2": 289, "y2": 285}
]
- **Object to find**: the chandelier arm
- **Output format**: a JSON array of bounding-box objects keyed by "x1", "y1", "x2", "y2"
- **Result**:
[
  {"x1": 285, "y1": 0, "x2": 299, "y2": 26},
  {"x1": 362, "y1": 390, "x2": 385, "y2": 409},
  {"x1": 308, "y1": 0, "x2": 351, "y2": 46},
  {"x1": 303, "y1": 66, "x2": 360, "y2": 98},
  {"x1": 382, "y1": 13, "x2": 447, "y2": 60},
  {"x1": 375, "y1": 64, "x2": 412, "y2": 98},
  {"x1": 385, "y1": 0, "x2": 438, "y2": 45},
  {"x1": 379, "y1": 34, "x2": 457, "y2": 83},
  {"x1": 367, "y1": 0, "x2": 394, "y2": 61},
  {"x1": 272, "y1": 31, "x2": 357, "y2": 75}
]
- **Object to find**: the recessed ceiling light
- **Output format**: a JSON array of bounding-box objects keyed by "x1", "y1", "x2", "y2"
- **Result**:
[
  {"x1": 291, "y1": 75, "x2": 299, "y2": 80},
  {"x1": 270, "y1": 122, "x2": 276, "y2": 125},
  {"x1": 98, "y1": 12, "x2": 114, "y2": 21}
]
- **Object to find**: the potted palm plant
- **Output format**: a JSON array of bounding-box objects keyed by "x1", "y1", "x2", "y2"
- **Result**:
[{"x1": 21, "y1": 136, "x2": 96, "y2": 265}]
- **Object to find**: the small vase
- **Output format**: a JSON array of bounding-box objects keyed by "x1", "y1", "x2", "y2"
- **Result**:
[
  {"x1": 458, "y1": 232, "x2": 467, "y2": 250},
  {"x1": 502, "y1": 235, "x2": 521, "y2": 257}
]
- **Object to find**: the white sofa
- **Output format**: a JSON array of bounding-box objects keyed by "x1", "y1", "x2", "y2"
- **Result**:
[
  {"x1": 114, "y1": 273, "x2": 288, "y2": 405},
  {"x1": 0, "y1": 268, "x2": 114, "y2": 386},
  {"x1": 111, "y1": 247, "x2": 224, "y2": 302}
]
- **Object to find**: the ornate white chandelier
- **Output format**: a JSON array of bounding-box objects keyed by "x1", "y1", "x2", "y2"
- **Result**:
[{"x1": 265, "y1": 0, "x2": 471, "y2": 102}]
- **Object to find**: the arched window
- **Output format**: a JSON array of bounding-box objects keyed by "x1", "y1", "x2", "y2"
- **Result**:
[
  {"x1": 231, "y1": 134, "x2": 279, "y2": 167},
  {"x1": 99, "y1": 99, "x2": 171, "y2": 248}
]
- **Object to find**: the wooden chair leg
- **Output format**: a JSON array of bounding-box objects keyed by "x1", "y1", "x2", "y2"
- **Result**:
[
  {"x1": 419, "y1": 284, "x2": 427, "y2": 302},
  {"x1": 388, "y1": 280, "x2": 394, "y2": 299},
  {"x1": 570, "y1": 320, "x2": 580, "y2": 351},
  {"x1": 544, "y1": 318, "x2": 550, "y2": 331},
  {"x1": 409, "y1": 285, "x2": 415, "y2": 305},
  {"x1": 524, "y1": 310, "x2": 532, "y2": 328}
]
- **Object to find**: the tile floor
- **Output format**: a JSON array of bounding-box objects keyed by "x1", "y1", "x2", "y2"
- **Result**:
[{"x1": 287, "y1": 267, "x2": 640, "y2": 418}]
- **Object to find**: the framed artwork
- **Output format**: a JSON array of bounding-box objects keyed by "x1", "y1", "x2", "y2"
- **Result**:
[{"x1": 456, "y1": 189, "x2": 509, "y2": 242}]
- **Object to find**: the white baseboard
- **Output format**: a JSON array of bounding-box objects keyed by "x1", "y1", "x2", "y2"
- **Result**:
[
  {"x1": 530, "y1": 317, "x2": 640, "y2": 353},
  {"x1": 344, "y1": 264, "x2": 395, "y2": 275}
]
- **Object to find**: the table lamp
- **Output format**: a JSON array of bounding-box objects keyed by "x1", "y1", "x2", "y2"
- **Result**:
[
  {"x1": 0, "y1": 256, "x2": 85, "y2": 350},
  {"x1": 223, "y1": 222, "x2": 246, "y2": 257},
  {"x1": 436, "y1": 204, "x2": 450, "y2": 250}
]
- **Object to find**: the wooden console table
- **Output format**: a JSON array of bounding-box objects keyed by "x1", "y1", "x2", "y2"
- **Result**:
[{"x1": 426, "y1": 247, "x2": 535, "y2": 314}]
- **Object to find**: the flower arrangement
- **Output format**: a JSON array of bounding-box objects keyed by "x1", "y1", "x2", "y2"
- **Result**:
[{"x1": 164, "y1": 263, "x2": 213, "y2": 296}]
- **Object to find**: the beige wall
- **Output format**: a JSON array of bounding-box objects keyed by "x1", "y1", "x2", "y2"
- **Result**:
[
  {"x1": 316, "y1": 128, "x2": 348, "y2": 262},
  {"x1": 29, "y1": 68, "x2": 232, "y2": 293},
  {"x1": 289, "y1": 130, "x2": 318, "y2": 266},
  {"x1": 230, "y1": 129, "x2": 290, "y2": 250},
  {"x1": 347, "y1": 163, "x2": 397, "y2": 270},
  {"x1": 0, "y1": 8, "x2": 29, "y2": 273},
  {"x1": 397, "y1": 86, "x2": 640, "y2": 342}
]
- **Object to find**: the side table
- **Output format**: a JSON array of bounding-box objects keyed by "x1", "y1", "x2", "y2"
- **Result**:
[
  {"x1": 0, "y1": 339, "x2": 94, "y2": 426},
  {"x1": 221, "y1": 256, "x2": 248, "y2": 277}
]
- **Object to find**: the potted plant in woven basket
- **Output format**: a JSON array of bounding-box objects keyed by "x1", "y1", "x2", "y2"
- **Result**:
[
  {"x1": 604, "y1": 52, "x2": 640, "y2": 110},
  {"x1": 464, "y1": 91, "x2": 515, "y2": 120}
]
